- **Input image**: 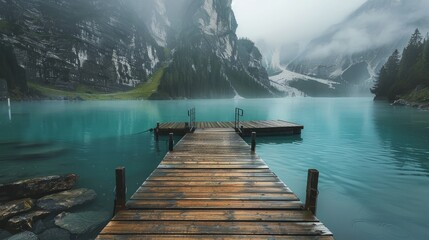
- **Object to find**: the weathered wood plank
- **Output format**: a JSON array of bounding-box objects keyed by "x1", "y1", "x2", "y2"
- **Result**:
[
  {"x1": 131, "y1": 192, "x2": 298, "y2": 200},
  {"x1": 145, "y1": 176, "x2": 280, "y2": 181},
  {"x1": 99, "y1": 221, "x2": 332, "y2": 236},
  {"x1": 141, "y1": 181, "x2": 286, "y2": 187},
  {"x1": 98, "y1": 235, "x2": 334, "y2": 240},
  {"x1": 112, "y1": 209, "x2": 317, "y2": 221},
  {"x1": 135, "y1": 186, "x2": 292, "y2": 193},
  {"x1": 126, "y1": 200, "x2": 303, "y2": 209}
]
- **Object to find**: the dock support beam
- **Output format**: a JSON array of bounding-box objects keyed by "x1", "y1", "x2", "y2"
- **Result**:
[
  {"x1": 251, "y1": 132, "x2": 256, "y2": 152},
  {"x1": 169, "y1": 133, "x2": 174, "y2": 151},
  {"x1": 114, "y1": 167, "x2": 126, "y2": 215},
  {"x1": 305, "y1": 169, "x2": 319, "y2": 215}
]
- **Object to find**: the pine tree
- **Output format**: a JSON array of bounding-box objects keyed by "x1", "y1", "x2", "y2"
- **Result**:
[
  {"x1": 371, "y1": 49, "x2": 400, "y2": 98},
  {"x1": 397, "y1": 29, "x2": 423, "y2": 90}
]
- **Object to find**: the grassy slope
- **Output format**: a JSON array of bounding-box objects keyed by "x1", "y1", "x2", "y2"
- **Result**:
[
  {"x1": 29, "y1": 67, "x2": 165, "y2": 100},
  {"x1": 402, "y1": 86, "x2": 429, "y2": 103}
]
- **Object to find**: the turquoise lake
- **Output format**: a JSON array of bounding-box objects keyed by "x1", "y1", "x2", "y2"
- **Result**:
[{"x1": 1, "y1": 98, "x2": 429, "y2": 239}]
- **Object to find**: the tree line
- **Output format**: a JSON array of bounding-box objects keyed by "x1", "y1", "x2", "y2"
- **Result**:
[{"x1": 371, "y1": 29, "x2": 429, "y2": 101}]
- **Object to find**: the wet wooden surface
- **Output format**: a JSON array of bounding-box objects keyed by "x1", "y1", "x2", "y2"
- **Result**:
[
  {"x1": 97, "y1": 129, "x2": 332, "y2": 239},
  {"x1": 157, "y1": 120, "x2": 303, "y2": 136}
]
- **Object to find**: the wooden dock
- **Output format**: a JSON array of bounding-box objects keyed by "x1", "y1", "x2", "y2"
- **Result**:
[
  {"x1": 97, "y1": 128, "x2": 333, "y2": 239},
  {"x1": 157, "y1": 120, "x2": 304, "y2": 136}
]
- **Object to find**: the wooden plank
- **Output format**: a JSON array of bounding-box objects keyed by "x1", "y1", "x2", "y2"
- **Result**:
[
  {"x1": 141, "y1": 181, "x2": 286, "y2": 187},
  {"x1": 98, "y1": 235, "x2": 334, "y2": 240},
  {"x1": 145, "y1": 176, "x2": 280, "y2": 181},
  {"x1": 99, "y1": 221, "x2": 332, "y2": 236},
  {"x1": 112, "y1": 209, "x2": 317, "y2": 221},
  {"x1": 131, "y1": 192, "x2": 298, "y2": 200},
  {"x1": 136, "y1": 186, "x2": 292, "y2": 193},
  {"x1": 126, "y1": 199, "x2": 302, "y2": 209}
]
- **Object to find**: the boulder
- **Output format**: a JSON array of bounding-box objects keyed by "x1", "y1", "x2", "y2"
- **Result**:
[
  {"x1": 5, "y1": 231, "x2": 38, "y2": 240},
  {"x1": 32, "y1": 220, "x2": 47, "y2": 235},
  {"x1": 7, "y1": 210, "x2": 50, "y2": 231},
  {"x1": 0, "y1": 174, "x2": 78, "y2": 202},
  {"x1": 38, "y1": 228, "x2": 70, "y2": 240},
  {"x1": 36, "y1": 188, "x2": 96, "y2": 211},
  {"x1": 54, "y1": 211, "x2": 109, "y2": 235},
  {"x1": 0, "y1": 198, "x2": 34, "y2": 221}
]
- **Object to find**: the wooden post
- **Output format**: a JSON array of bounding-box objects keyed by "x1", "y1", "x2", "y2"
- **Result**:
[
  {"x1": 154, "y1": 122, "x2": 159, "y2": 141},
  {"x1": 114, "y1": 167, "x2": 126, "y2": 215},
  {"x1": 168, "y1": 133, "x2": 174, "y2": 151},
  {"x1": 305, "y1": 169, "x2": 319, "y2": 215},
  {"x1": 251, "y1": 132, "x2": 256, "y2": 152}
]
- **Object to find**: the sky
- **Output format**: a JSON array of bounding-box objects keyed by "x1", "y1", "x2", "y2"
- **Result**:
[{"x1": 231, "y1": 0, "x2": 366, "y2": 48}]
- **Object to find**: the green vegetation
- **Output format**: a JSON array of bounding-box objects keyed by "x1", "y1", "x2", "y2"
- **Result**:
[
  {"x1": 29, "y1": 66, "x2": 166, "y2": 100},
  {"x1": 371, "y1": 29, "x2": 429, "y2": 102},
  {"x1": 402, "y1": 86, "x2": 429, "y2": 103}
]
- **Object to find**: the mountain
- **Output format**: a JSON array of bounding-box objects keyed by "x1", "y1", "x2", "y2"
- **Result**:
[
  {"x1": 269, "y1": 0, "x2": 429, "y2": 97},
  {"x1": 0, "y1": 0, "x2": 275, "y2": 99},
  {"x1": 154, "y1": 0, "x2": 274, "y2": 99}
]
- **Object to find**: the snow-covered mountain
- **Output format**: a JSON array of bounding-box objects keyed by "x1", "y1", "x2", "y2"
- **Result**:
[{"x1": 267, "y1": 0, "x2": 429, "y2": 96}]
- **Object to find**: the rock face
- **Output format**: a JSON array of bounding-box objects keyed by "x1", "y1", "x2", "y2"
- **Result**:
[
  {"x1": 54, "y1": 211, "x2": 109, "y2": 234},
  {"x1": 0, "y1": 198, "x2": 34, "y2": 221},
  {"x1": 36, "y1": 188, "x2": 96, "y2": 211},
  {"x1": 0, "y1": 174, "x2": 77, "y2": 202},
  {"x1": 155, "y1": 0, "x2": 275, "y2": 99},
  {"x1": 5, "y1": 231, "x2": 38, "y2": 240},
  {"x1": 0, "y1": 0, "x2": 164, "y2": 93},
  {"x1": 0, "y1": 0, "x2": 274, "y2": 99},
  {"x1": 7, "y1": 210, "x2": 50, "y2": 231}
]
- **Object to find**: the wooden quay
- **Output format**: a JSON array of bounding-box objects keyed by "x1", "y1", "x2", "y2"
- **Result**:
[
  {"x1": 156, "y1": 108, "x2": 304, "y2": 137},
  {"x1": 97, "y1": 108, "x2": 333, "y2": 239}
]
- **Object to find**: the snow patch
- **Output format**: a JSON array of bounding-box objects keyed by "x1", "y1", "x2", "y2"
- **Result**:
[
  {"x1": 147, "y1": 45, "x2": 159, "y2": 69},
  {"x1": 199, "y1": 0, "x2": 218, "y2": 35},
  {"x1": 112, "y1": 50, "x2": 121, "y2": 81},
  {"x1": 270, "y1": 66, "x2": 339, "y2": 89}
]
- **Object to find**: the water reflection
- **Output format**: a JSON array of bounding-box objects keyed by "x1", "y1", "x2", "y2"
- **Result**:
[{"x1": 372, "y1": 102, "x2": 429, "y2": 175}]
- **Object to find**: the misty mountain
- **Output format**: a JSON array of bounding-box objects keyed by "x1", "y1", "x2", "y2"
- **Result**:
[
  {"x1": 0, "y1": 0, "x2": 274, "y2": 99},
  {"x1": 270, "y1": 0, "x2": 429, "y2": 96}
]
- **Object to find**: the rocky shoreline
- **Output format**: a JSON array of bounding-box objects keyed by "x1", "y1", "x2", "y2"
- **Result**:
[
  {"x1": 392, "y1": 99, "x2": 429, "y2": 110},
  {"x1": 0, "y1": 174, "x2": 109, "y2": 240}
]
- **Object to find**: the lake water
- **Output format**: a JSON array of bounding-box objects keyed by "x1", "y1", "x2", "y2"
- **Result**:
[{"x1": 1, "y1": 98, "x2": 428, "y2": 240}]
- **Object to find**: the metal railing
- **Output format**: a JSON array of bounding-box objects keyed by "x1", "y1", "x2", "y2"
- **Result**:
[
  {"x1": 234, "y1": 107, "x2": 243, "y2": 131},
  {"x1": 188, "y1": 107, "x2": 196, "y2": 132}
]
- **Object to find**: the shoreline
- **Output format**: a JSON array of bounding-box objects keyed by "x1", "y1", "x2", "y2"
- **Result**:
[{"x1": 392, "y1": 99, "x2": 429, "y2": 110}]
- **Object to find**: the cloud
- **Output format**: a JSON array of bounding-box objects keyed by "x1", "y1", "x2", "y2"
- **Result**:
[
  {"x1": 231, "y1": 0, "x2": 366, "y2": 48},
  {"x1": 305, "y1": 0, "x2": 429, "y2": 59}
]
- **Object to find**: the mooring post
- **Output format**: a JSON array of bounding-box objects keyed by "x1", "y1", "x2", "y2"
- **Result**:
[
  {"x1": 168, "y1": 133, "x2": 174, "y2": 151},
  {"x1": 305, "y1": 169, "x2": 319, "y2": 215},
  {"x1": 251, "y1": 132, "x2": 256, "y2": 152},
  {"x1": 114, "y1": 167, "x2": 126, "y2": 215},
  {"x1": 7, "y1": 98, "x2": 11, "y2": 109},
  {"x1": 154, "y1": 122, "x2": 160, "y2": 141}
]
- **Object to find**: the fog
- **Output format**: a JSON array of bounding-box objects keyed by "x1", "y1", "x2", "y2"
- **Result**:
[
  {"x1": 232, "y1": 0, "x2": 365, "y2": 49},
  {"x1": 306, "y1": 0, "x2": 429, "y2": 59},
  {"x1": 232, "y1": 0, "x2": 429, "y2": 59}
]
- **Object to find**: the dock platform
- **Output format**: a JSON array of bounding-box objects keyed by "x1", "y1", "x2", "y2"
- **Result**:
[
  {"x1": 157, "y1": 120, "x2": 303, "y2": 136},
  {"x1": 97, "y1": 128, "x2": 333, "y2": 239}
]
